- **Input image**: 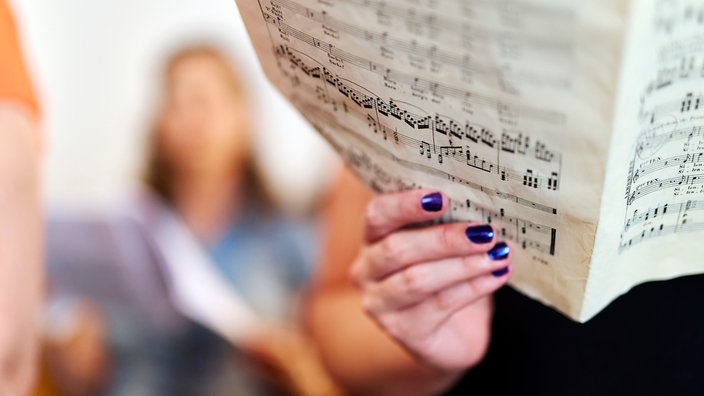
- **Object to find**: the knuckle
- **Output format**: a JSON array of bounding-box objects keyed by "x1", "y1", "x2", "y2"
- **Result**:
[
  {"x1": 401, "y1": 266, "x2": 429, "y2": 296},
  {"x1": 349, "y1": 255, "x2": 371, "y2": 287},
  {"x1": 401, "y1": 192, "x2": 422, "y2": 218},
  {"x1": 467, "y1": 277, "x2": 492, "y2": 298},
  {"x1": 459, "y1": 255, "x2": 477, "y2": 273},
  {"x1": 364, "y1": 201, "x2": 380, "y2": 228},
  {"x1": 377, "y1": 239, "x2": 394, "y2": 268},
  {"x1": 461, "y1": 256, "x2": 491, "y2": 280},
  {"x1": 360, "y1": 294, "x2": 377, "y2": 316},
  {"x1": 364, "y1": 196, "x2": 392, "y2": 240},
  {"x1": 379, "y1": 234, "x2": 406, "y2": 267},
  {"x1": 438, "y1": 225, "x2": 459, "y2": 251}
]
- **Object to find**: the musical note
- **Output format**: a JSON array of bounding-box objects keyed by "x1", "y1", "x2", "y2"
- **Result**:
[
  {"x1": 275, "y1": 46, "x2": 564, "y2": 193},
  {"x1": 419, "y1": 141, "x2": 431, "y2": 158},
  {"x1": 523, "y1": 169, "x2": 539, "y2": 189},
  {"x1": 268, "y1": 17, "x2": 567, "y2": 123},
  {"x1": 448, "y1": 197, "x2": 557, "y2": 256},
  {"x1": 437, "y1": 145, "x2": 463, "y2": 164}
]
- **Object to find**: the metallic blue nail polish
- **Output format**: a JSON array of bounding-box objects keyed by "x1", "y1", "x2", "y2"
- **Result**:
[
  {"x1": 420, "y1": 192, "x2": 443, "y2": 212},
  {"x1": 465, "y1": 225, "x2": 494, "y2": 244},
  {"x1": 488, "y1": 242, "x2": 510, "y2": 261},
  {"x1": 492, "y1": 266, "x2": 509, "y2": 277}
]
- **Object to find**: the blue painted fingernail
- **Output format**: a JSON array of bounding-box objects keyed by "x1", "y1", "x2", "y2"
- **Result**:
[
  {"x1": 420, "y1": 192, "x2": 443, "y2": 212},
  {"x1": 465, "y1": 224, "x2": 494, "y2": 244},
  {"x1": 488, "y1": 242, "x2": 509, "y2": 261},
  {"x1": 492, "y1": 266, "x2": 509, "y2": 277}
]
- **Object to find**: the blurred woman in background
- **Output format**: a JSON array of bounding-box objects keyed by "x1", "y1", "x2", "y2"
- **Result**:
[
  {"x1": 40, "y1": 44, "x2": 339, "y2": 396},
  {"x1": 140, "y1": 44, "x2": 335, "y2": 396},
  {"x1": 146, "y1": 45, "x2": 315, "y2": 328}
]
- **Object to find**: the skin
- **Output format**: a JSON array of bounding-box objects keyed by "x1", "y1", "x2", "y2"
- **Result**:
[
  {"x1": 158, "y1": 52, "x2": 343, "y2": 394},
  {"x1": 38, "y1": 52, "x2": 252, "y2": 396},
  {"x1": 155, "y1": 52, "x2": 252, "y2": 240},
  {"x1": 306, "y1": 170, "x2": 512, "y2": 396},
  {"x1": 0, "y1": 104, "x2": 42, "y2": 396},
  {"x1": 43, "y1": 303, "x2": 109, "y2": 396}
]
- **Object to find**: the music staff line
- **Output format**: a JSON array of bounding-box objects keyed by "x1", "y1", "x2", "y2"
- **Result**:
[
  {"x1": 380, "y1": 119, "x2": 560, "y2": 191},
  {"x1": 337, "y1": 140, "x2": 557, "y2": 256},
  {"x1": 279, "y1": 45, "x2": 562, "y2": 192},
  {"x1": 280, "y1": 44, "x2": 562, "y2": 164},
  {"x1": 300, "y1": 94, "x2": 559, "y2": 215},
  {"x1": 648, "y1": 56, "x2": 704, "y2": 92},
  {"x1": 367, "y1": 110, "x2": 560, "y2": 190},
  {"x1": 636, "y1": 125, "x2": 703, "y2": 155},
  {"x1": 271, "y1": 0, "x2": 570, "y2": 87},
  {"x1": 644, "y1": 91, "x2": 703, "y2": 123},
  {"x1": 624, "y1": 199, "x2": 704, "y2": 231},
  {"x1": 654, "y1": 3, "x2": 704, "y2": 33},
  {"x1": 620, "y1": 220, "x2": 704, "y2": 251},
  {"x1": 632, "y1": 151, "x2": 704, "y2": 182},
  {"x1": 448, "y1": 198, "x2": 557, "y2": 255},
  {"x1": 263, "y1": 13, "x2": 567, "y2": 123},
  {"x1": 619, "y1": 0, "x2": 704, "y2": 253},
  {"x1": 630, "y1": 173, "x2": 704, "y2": 203},
  {"x1": 337, "y1": 142, "x2": 557, "y2": 256},
  {"x1": 620, "y1": 199, "x2": 704, "y2": 252},
  {"x1": 458, "y1": 0, "x2": 575, "y2": 20},
  {"x1": 329, "y1": 0, "x2": 574, "y2": 51}
]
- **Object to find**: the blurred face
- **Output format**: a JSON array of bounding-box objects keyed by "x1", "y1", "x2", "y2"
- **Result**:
[{"x1": 156, "y1": 53, "x2": 251, "y2": 177}]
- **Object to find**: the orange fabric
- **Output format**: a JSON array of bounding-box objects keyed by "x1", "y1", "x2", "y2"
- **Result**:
[{"x1": 0, "y1": 0, "x2": 39, "y2": 118}]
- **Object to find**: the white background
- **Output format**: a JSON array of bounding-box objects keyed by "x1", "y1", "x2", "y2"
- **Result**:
[{"x1": 10, "y1": 0, "x2": 337, "y2": 212}]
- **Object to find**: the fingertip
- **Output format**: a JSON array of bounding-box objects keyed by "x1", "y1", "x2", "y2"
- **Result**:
[
  {"x1": 464, "y1": 224, "x2": 495, "y2": 245},
  {"x1": 487, "y1": 241, "x2": 510, "y2": 261},
  {"x1": 419, "y1": 191, "x2": 444, "y2": 212},
  {"x1": 488, "y1": 241, "x2": 512, "y2": 279},
  {"x1": 491, "y1": 265, "x2": 510, "y2": 278},
  {"x1": 365, "y1": 189, "x2": 448, "y2": 242}
]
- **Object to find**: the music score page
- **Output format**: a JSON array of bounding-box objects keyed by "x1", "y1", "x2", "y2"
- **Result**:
[{"x1": 237, "y1": 0, "x2": 704, "y2": 321}]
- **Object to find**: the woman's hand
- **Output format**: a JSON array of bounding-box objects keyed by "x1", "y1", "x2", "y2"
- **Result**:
[
  {"x1": 350, "y1": 189, "x2": 512, "y2": 373},
  {"x1": 242, "y1": 326, "x2": 344, "y2": 396}
]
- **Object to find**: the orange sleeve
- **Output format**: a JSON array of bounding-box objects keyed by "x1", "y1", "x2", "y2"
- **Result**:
[{"x1": 0, "y1": 0, "x2": 39, "y2": 118}]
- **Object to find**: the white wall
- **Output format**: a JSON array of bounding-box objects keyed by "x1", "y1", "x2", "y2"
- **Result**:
[{"x1": 10, "y1": 0, "x2": 337, "y2": 212}]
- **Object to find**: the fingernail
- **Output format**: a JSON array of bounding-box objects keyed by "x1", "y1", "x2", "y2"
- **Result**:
[
  {"x1": 465, "y1": 224, "x2": 494, "y2": 244},
  {"x1": 420, "y1": 192, "x2": 443, "y2": 212},
  {"x1": 488, "y1": 242, "x2": 510, "y2": 261},
  {"x1": 492, "y1": 266, "x2": 509, "y2": 277}
]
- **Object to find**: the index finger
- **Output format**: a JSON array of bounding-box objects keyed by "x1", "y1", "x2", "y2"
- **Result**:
[{"x1": 364, "y1": 189, "x2": 447, "y2": 243}]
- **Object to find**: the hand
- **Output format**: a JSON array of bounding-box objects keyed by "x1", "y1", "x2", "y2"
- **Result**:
[
  {"x1": 242, "y1": 326, "x2": 344, "y2": 396},
  {"x1": 43, "y1": 300, "x2": 109, "y2": 396},
  {"x1": 350, "y1": 190, "x2": 512, "y2": 372}
]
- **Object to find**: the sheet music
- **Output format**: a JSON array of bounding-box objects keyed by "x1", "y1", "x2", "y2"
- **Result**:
[
  {"x1": 237, "y1": 0, "x2": 628, "y2": 320},
  {"x1": 622, "y1": 1, "x2": 704, "y2": 249},
  {"x1": 589, "y1": 0, "x2": 704, "y2": 320}
]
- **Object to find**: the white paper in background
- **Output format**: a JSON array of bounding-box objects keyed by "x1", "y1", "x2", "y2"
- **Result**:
[
  {"x1": 130, "y1": 194, "x2": 264, "y2": 344},
  {"x1": 46, "y1": 194, "x2": 266, "y2": 346}
]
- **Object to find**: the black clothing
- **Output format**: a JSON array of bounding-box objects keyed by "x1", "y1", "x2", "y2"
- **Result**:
[{"x1": 448, "y1": 275, "x2": 704, "y2": 395}]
